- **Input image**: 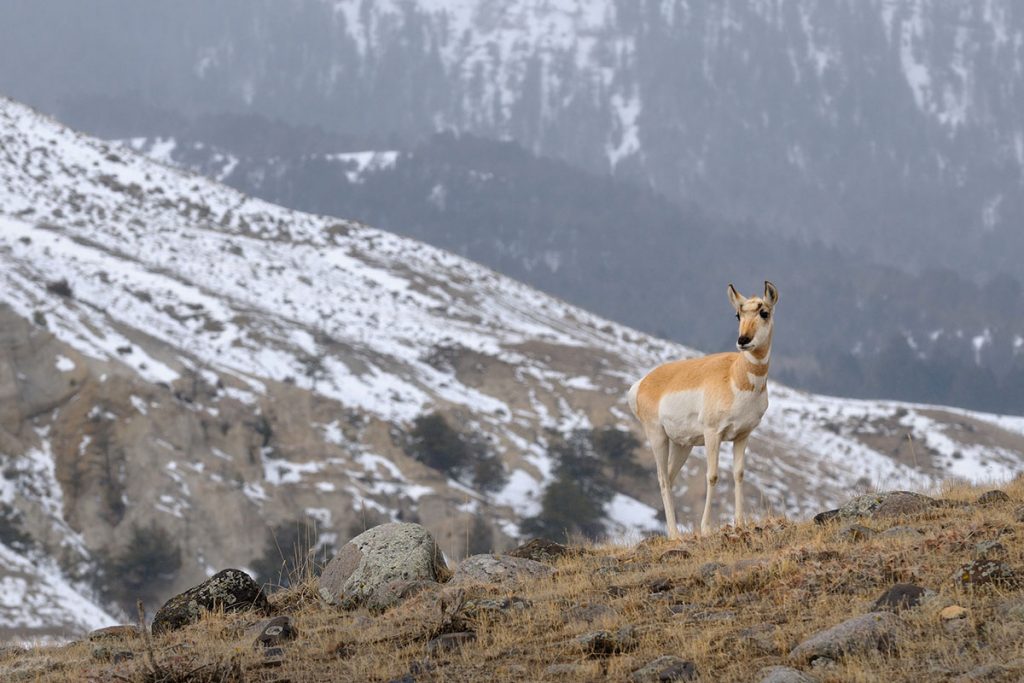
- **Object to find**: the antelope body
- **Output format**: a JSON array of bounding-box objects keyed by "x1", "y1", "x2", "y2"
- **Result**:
[{"x1": 628, "y1": 281, "x2": 778, "y2": 538}]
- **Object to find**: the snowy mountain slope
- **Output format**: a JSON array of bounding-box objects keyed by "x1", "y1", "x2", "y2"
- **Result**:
[
  {"x1": 1, "y1": 96, "x2": 1024, "y2": 638},
  {"x1": 8, "y1": 0, "x2": 1022, "y2": 273}
]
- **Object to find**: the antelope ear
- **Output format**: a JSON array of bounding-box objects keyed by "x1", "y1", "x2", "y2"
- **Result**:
[
  {"x1": 727, "y1": 283, "x2": 745, "y2": 312},
  {"x1": 764, "y1": 280, "x2": 779, "y2": 306}
]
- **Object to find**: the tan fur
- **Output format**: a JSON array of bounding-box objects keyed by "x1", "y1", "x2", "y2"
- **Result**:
[{"x1": 629, "y1": 281, "x2": 778, "y2": 538}]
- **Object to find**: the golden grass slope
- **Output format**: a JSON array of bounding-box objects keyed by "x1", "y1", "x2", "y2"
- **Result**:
[{"x1": 6, "y1": 480, "x2": 1024, "y2": 682}]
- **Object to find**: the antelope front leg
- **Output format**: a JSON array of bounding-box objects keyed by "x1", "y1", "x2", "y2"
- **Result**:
[
  {"x1": 732, "y1": 435, "x2": 749, "y2": 527},
  {"x1": 700, "y1": 431, "x2": 721, "y2": 536}
]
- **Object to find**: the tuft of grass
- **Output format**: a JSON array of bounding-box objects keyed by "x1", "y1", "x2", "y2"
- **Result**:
[{"x1": 11, "y1": 480, "x2": 1024, "y2": 682}]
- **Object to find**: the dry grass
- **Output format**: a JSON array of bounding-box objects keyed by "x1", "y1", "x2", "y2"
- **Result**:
[{"x1": 10, "y1": 480, "x2": 1024, "y2": 682}]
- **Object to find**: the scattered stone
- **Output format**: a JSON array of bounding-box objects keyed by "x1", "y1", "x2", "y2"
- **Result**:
[
  {"x1": 873, "y1": 583, "x2": 929, "y2": 612},
  {"x1": 426, "y1": 631, "x2": 476, "y2": 654},
  {"x1": 630, "y1": 655, "x2": 698, "y2": 682},
  {"x1": 733, "y1": 623, "x2": 779, "y2": 655},
  {"x1": 575, "y1": 625, "x2": 637, "y2": 657},
  {"x1": 998, "y1": 598, "x2": 1024, "y2": 621},
  {"x1": 789, "y1": 612, "x2": 899, "y2": 663},
  {"x1": 836, "y1": 491, "x2": 936, "y2": 520},
  {"x1": 649, "y1": 577, "x2": 673, "y2": 593},
  {"x1": 461, "y1": 596, "x2": 531, "y2": 620},
  {"x1": 757, "y1": 665, "x2": 820, "y2": 683},
  {"x1": 253, "y1": 616, "x2": 298, "y2": 649},
  {"x1": 88, "y1": 625, "x2": 141, "y2": 642},
  {"x1": 657, "y1": 548, "x2": 692, "y2": 562},
  {"x1": 450, "y1": 554, "x2": 554, "y2": 586},
  {"x1": 699, "y1": 558, "x2": 770, "y2": 583},
  {"x1": 879, "y1": 526, "x2": 924, "y2": 540},
  {"x1": 318, "y1": 523, "x2": 449, "y2": 611},
  {"x1": 814, "y1": 509, "x2": 840, "y2": 525},
  {"x1": 507, "y1": 538, "x2": 571, "y2": 563},
  {"x1": 953, "y1": 560, "x2": 1022, "y2": 590},
  {"x1": 975, "y1": 540, "x2": 1007, "y2": 559},
  {"x1": 977, "y1": 490, "x2": 1010, "y2": 506},
  {"x1": 810, "y1": 657, "x2": 837, "y2": 671},
  {"x1": 940, "y1": 605, "x2": 968, "y2": 621},
  {"x1": 837, "y1": 524, "x2": 877, "y2": 541},
  {"x1": 565, "y1": 603, "x2": 616, "y2": 624},
  {"x1": 90, "y1": 646, "x2": 134, "y2": 663},
  {"x1": 152, "y1": 568, "x2": 270, "y2": 635},
  {"x1": 262, "y1": 646, "x2": 286, "y2": 667}
]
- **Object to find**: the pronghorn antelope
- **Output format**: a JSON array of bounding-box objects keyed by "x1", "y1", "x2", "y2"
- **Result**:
[{"x1": 628, "y1": 281, "x2": 778, "y2": 538}]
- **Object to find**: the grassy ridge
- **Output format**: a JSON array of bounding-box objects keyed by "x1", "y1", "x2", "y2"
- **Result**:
[{"x1": 6, "y1": 480, "x2": 1024, "y2": 682}]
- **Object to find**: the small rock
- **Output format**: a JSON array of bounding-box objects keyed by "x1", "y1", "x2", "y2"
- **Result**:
[
  {"x1": 699, "y1": 558, "x2": 769, "y2": 583},
  {"x1": 814, "y1": 509, "x2": 839, "y2": 525},
  {"x1": 90, "y1": 646, "x2": 134, "y2": 663},
  {"x1": 461, "y1": 596, "x2": 531, "y2": 620},
  {"x1": 837, "y1": 491, "x2": 936, "y2": 520},
  {"x1": 789, "y1": 612, "x2": 899, "y2": 663},
  {"x1": 88, "y1": 625, "x2": 141, "y2": 642},
  {"x1": 606, "y1": 585, "x2": 629, "y2": 598},
  {"x1": 630, "y1": 655, "x2": 698, "y2": 682},
  {"x1": 426, "y1": 631, "x2": 476, "y2": 654},
  {"x1": 873, "y1": 583, "x2": 929, "y2": 612},
  {"x1": 152, "y1": 568, "x2": 270, "y2": 635},
  {"x1": 940, "y1": 605, "x2": 968, "y2": 621},
  {"x1": 998, "y1": 598, "x2": 1024, "y2": 621},
  {"x1": 657, "y1": 548, "x2": 692, "y2": 562},
  {"x1": 953, "y1": 560, "x2": 1022, "y2": 590},
  {"x1": 837, "y1": 524, "x2": 877, "y2": 541},
  {"x1": 976, "y1": 490, "x2": 1010, "y2": 506},
  {"x1": 810, "y1": 657, "x2": 837, "y2": 670},
  {"x1": 253, "y1": 616, "x2": 298, "y2": 649},
  {"x1": 507, "y1": 538, "x2": 571, "y2": 563},
  {"x1": 649, "y1": 577, "x2": 673, "y2": 593},
  {"x1": 734, "y1": 623, "x2": 779, "y2": 655},
  {"x1": 975, "y1": 540, "x2": 1007, "y2": 559},
  {"x1": 565, "y1": 603, "x2": 616, "y2": 624},
  {"x1": 757, "y1": 665, "x2": 820, "y2": 683},
  {"x1": 263, "y1": 646, "x2": 286, "y2": 667},
  {"x1": 879, "y1": 526, "x2": 923, "y2": 540},
  {"x1": 575, "y1": 625, "x2": 637, "y2": 657},
  {"x1": 450, "y1": 554, "x2": 554, "y2": 586}
]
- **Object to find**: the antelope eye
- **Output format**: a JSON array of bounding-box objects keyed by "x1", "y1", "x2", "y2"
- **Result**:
[{"x1": 760, "y1": 310, "x2": 770, "y2": 320}]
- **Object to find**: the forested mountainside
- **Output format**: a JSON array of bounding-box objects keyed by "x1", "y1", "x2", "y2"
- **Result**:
[{"x1": 2, "y1": 0, "x2": 1023, "y2": 279}]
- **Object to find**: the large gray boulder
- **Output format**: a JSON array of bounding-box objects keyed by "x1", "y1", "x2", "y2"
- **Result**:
[
  {"x1": 449, "y1": 554, "x2": 554, "y2": 586},
  {"x1": 789, "y1": 612, "x2": 900, "y2": 663},
  {"x1": 318, "y1": 523, "x2": 448, "y2": 611}
]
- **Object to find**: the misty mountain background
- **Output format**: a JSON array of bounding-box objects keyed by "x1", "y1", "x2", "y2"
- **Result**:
[{"x1": 2, "y1": 0, "x2": 1022, "y2": 414}]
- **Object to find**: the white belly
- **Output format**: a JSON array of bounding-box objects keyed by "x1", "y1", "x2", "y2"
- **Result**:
[
  {"x1": 658, "y1": 390, "x2": 707, "y2": 446},
  {"x1": 658, "y1": 387, "x2": 768, "y2": 444}
]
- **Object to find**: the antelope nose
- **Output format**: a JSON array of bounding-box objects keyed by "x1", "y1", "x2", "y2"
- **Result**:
[{"x1": 737, "y1": 335, "x2": 752, "y2": 347}]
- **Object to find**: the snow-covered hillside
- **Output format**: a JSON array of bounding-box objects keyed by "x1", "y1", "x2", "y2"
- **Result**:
[{"x1": 1, "y1": 96, "x2": 1024, "y2": 639}]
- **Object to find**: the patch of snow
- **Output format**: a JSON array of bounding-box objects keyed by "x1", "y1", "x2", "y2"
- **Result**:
[{"x1": 54, "y1": 355, "x2": 75, "y2": 372}]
